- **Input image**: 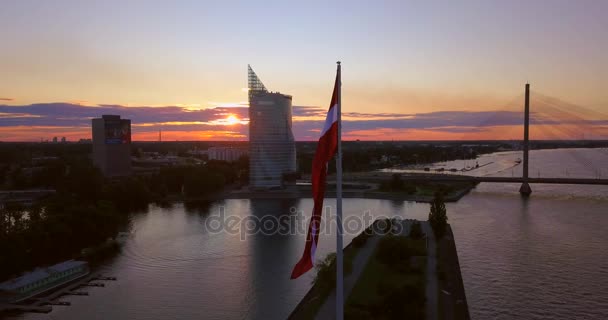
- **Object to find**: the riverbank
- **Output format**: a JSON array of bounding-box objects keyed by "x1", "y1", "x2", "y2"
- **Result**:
[
  {"x1": 437, "y1": 227, "x2": 470, "y2": 319},
  {"x1": 166, "y1": 179, "x2": 476, "y2": 204},
  {"x1": 223, "y1": 186, "x2": 474, "y2": 203},
  {"x1": 289, "y1": 221, "x2": 469, "y2": 319}
]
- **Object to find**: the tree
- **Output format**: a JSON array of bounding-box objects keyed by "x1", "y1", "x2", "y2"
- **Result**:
[
  {"x1": 428, "y1": 192, "x2": 447, "y2": 238},
  {"x1": 183, "y1": 169, "x2": 225, "y2": 197},
  {"x1": 312, "y1": 253, "x2": 353, "y2": 292},
  {"x1": 313, "y1": 253, "x2": 336, "y2": 291}
]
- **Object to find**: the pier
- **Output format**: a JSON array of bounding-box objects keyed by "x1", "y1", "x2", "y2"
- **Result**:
[{"x1": 0, "y1": 272, "x2": 116, "y2": 315}]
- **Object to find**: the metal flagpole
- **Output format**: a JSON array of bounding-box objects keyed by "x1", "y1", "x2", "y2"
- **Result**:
[{"x1": 335, "y1": 61, "x2": 344, "y2": 320}]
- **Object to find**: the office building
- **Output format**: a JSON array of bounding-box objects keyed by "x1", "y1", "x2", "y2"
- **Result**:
[
  {"x1": 92, "y1": 115, "x2": 132, "y2": 177},
  {"x1": 248, "y1": 65, "x2": 296, "y2": 188}
]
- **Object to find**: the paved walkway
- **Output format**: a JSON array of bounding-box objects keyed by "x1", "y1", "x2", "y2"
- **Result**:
[
  {"x1": 422, "y1": 222, "x2": 438, "y2": 320},
  {"x1": 315, "y1": 220, "x2": 416, "y2": 320},
  {"x1": 314, "y1": 233, "x2": 381, "y2": 320}
]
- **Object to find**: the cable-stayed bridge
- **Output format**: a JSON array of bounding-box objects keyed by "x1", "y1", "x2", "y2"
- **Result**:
[{"x1": 400, "y1": 84, "x2": 608, "y2": 196}]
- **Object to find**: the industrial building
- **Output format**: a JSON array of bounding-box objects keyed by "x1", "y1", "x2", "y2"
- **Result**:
[
  {"x1": 248, "y1": 65, "x2": 297, "y2": 188},
  {"x1": 92, "y1": 115, "x2": 132, "y2": 177}
]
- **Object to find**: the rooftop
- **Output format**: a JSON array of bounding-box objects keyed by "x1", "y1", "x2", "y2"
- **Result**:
[{"x1": 0, "y1": 260, "x2": 88, "y2": 291}]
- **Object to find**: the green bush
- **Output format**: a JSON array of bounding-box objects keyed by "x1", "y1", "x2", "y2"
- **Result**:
[
  {"x1": 312, "y1": 253, "x2": 353, "y2": 292},
  {"x1": 375, "y1": 236, "x2": 412, "y2": 267},
  {"x1": 313, "y1": 253, "x2": 336, "y2": 292}
]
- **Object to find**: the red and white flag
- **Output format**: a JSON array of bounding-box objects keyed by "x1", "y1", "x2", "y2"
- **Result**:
[{"x1": 291, "y1": 67, "x2": 340, "y2": 279}]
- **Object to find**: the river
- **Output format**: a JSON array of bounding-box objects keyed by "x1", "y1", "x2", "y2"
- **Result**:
[{"x1": 15, "y1": 148, "x2": 608, "y2": 319}]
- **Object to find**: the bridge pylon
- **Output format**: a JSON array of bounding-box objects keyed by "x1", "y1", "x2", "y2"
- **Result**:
[
  {"x1": 519, "y1": 182, "x2": 532, "y2": 196},
  {"x1": 520, "y1": 83, "x2": 532, "y2": 196}
]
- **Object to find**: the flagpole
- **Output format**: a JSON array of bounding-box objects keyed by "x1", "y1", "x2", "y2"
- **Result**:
[{"x1": 335, "y1": 61, "x2": 344, "y2": 320}]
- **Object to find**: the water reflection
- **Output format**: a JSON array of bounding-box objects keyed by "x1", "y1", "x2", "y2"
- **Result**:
[
  {"x1": 14, "y1": 148, "x2": 608, "y2": 320},
  {"x1": 183, "y1": 199, "x2": 214, "y2": 215},
  {"x1": 247, "y1": 199, "x2": 301, "y2": 319},
  {"x1": 388, "y1": 198, "x2": 405, "y2": 211}
]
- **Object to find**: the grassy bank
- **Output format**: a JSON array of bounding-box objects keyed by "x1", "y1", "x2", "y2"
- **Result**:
[
  {"x1": 290, "y1": 220, "x2": 430, "y2": 320},
  {"x1": 288, "y1": 243, "x2": 360, "y2": 320}
]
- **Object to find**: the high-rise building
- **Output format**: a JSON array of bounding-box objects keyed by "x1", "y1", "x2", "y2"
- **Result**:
[
  {"x1": 92, "y1": 115, "x2": 132, "y2": 177},
  {"x1": 248, "y1": 65, "x2": 296, "y2": 188}
]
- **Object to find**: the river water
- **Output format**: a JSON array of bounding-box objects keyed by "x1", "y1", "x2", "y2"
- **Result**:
[{"x1": 16, "y1": 148, "x2": 608, "y2": 320}]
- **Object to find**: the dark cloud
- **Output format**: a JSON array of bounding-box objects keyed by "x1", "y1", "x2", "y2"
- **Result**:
[
  {"x1": 292, "y1": 106, "x2": 414, "y2": 119},
  {"x1": 292, "y1": 110, "x2": 524, "y2": 138},
  {"x1": 1, "y1": 103, "x2": 606, "y2": 140},
  {"x1": 292, "y1": 106, "x2": 325, "y2": 117},
  {"x1": 0, "y1": 103, "x2": 249, "y2": 128},
  {"x1": 0, "y1": 98, "x2": 14, "y2": 101}
]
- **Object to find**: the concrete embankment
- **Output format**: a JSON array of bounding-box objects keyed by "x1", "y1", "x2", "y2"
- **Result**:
[{"x1": 437, "y1": 226, "x2": 470, "y2": 320}]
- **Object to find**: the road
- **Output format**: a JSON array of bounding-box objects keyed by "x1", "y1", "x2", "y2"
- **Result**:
[
  {"x1": 423, "y1": 222, "x2": 438, "y2": 320},
  {"x1": 314, "y1": 234, "x2": 382, "y2": 320}
]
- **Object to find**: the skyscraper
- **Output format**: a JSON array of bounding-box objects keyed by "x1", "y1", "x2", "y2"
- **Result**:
[
  {"x1": 248, "y1": 65, "x2": 296, "y2": 188},
  {"x1": 92, "y1": 115, "x2": 132, "y2": 177}
]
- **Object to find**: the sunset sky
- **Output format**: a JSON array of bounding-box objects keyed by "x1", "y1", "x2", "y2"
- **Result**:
[{"x1": 1, "y1": 0, "x2": 607, "y2": 141}]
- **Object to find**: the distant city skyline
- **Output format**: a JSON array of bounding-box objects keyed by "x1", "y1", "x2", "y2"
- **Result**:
[{"x1": 1, "y1": 0, "x2": 607, "y2": 141}]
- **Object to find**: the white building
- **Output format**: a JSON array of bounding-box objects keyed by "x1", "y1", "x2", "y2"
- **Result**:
[{"x1": 207, "y1": 147, "x2": 248, "y2": 162}]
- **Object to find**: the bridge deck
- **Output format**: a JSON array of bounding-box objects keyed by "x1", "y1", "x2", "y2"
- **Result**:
[{"x1": 399, "y1": 175, "x2": 608, "y2": 185}]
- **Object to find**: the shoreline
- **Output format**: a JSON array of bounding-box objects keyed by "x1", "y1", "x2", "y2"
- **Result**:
[
  {"x1": 288, "y1": 223, "x2": 469, "y2": 319},
  {"x1": 171, "y1": 182, "x2": 476, "y2": 204},
  {"x1": 437, "y1": 226, "x2": 470, "y2": 319}
]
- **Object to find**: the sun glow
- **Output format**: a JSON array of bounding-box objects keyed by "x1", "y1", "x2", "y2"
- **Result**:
[{"x1": 226, "y1": 115, "x2": 239, "y2": 125}]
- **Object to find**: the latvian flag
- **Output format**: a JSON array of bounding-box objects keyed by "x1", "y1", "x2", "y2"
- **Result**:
[{"x1": 291, "y1": 67, "x2": 340, "y2": 279}]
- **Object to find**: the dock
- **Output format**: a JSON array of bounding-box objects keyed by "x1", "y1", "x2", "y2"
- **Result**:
[
  {"x1": 0, "y1": 304, "x2": 53, "y2": 314},
  {"x1": 0, "y1": 272, "x2": 116, "y2": 315}
]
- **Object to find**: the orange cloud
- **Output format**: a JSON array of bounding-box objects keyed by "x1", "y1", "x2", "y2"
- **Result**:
[
  {"x1": 133, "y1": 130, "x2": 246, "y2": 141},
  {"x1": 0, "y1": 126, "x2": 89, "y2": 142}
]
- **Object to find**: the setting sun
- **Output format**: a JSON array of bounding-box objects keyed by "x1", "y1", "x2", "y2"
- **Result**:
[{"x1": 226, "y1": 114, "x2": 239, "y2": 125}]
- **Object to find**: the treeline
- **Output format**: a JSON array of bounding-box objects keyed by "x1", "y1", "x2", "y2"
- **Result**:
[
  {"x1": 1, "y1": 158, "x2": 128, "y2": 280},
  {"x1": 0, "y1": 152, "x2": 245, "y2": 281},
  {"x1": 296, "y1": 142, "x2": 505, "y2": 174},
  {"x1": 0, "y1": 143, "x2": 93, "y2": 189}
]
